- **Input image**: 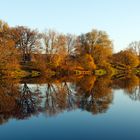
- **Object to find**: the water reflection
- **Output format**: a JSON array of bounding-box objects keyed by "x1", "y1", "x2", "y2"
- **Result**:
[
  {"x1": 112, "y1": 74, "x2": 140, "y2": 100},
  {"x1": 0, "y1": 74, "x2": 140, "y2": 125}
]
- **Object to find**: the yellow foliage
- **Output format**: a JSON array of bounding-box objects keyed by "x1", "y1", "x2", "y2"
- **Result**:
[{"x1": 79, "y1": 54, "x2": 96, "y2": 70}]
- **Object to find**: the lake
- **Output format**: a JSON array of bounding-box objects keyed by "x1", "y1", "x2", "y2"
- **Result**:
[{"x1": 0, "y1": 75, "x2": 140, "y2": 140}]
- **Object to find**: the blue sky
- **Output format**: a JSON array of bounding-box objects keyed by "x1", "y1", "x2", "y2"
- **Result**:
[{"x1": 0, "y1": 0, "x2": 140, "y2": 52}]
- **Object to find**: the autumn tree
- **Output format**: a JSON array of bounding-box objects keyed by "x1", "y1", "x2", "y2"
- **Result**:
[
  {"x1": 11, "y1": 26, "x2": 39, "y2": 62},
  {"x1": 78, "y1": 54, "x2": 96, "y2": 71},
  {"x1": 43, "y1": 29, "x2": 67, "y2": 68},
  {"x1": 76, "y1": 29, "x2": 113, "y2": 67},
  {"x1": 0, "y1": 20, "x2": 20, "y2": 74},
  {"x1": 112, "y1": 48, "x2": 139, "y2": 69}
]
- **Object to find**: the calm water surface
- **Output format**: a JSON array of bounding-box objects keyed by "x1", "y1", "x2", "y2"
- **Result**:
[{"x1": 0, "y1": 76, "x2": 140, "y2": 140}]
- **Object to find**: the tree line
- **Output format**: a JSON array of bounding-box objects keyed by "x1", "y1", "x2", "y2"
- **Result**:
[{"x1": 0, "y1": 20, "x2": 140, "y2": 77}]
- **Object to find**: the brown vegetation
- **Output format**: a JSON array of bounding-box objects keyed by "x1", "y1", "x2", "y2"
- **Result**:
[{"x1": 0, "y1": 19, "x2": 140, "y2": 78}]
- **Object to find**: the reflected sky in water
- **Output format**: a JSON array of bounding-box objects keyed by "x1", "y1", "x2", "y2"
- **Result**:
[{"x1": 0, "y1": 76, "x2": 140, "y2": 140}]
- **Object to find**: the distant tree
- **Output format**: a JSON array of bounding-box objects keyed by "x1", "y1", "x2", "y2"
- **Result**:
[
  {"x1": 112, "y1": 49, "x2": 139, "y2": 69},
  {"x1": 128, "y1": 41, "x2": 140, "y2": 63},
  {"x1": 128, "y1": 41, "x2": 140, "y2": 56},
  {"x1": 11, "y1": 26, "x2": 39, "y2": 62},
  {"x1": 65, "y1": 34, "x2": 77, "y2": 56}
]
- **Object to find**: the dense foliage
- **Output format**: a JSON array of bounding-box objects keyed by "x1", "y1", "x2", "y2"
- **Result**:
[{"x1": 0, "y1": 20, "x2": 140, "y2": 77}]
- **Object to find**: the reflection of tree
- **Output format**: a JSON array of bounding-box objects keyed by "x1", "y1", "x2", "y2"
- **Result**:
[
  {"x1": 0, "y1": 79, "x2": 20, "y2": 124},
  {"x1": 1, "y1": 74, "x2": 140, "y2": 125},
  {"x1": 76, "y1": 76, "x2": 113, "y2": 114},
  {"x1": 45, "y1": 82, "x2": 77, "y2": 116},
  {"x1": 44, "y1": 76, "x2": 113, "y2": 116},
  {"x1": 17, "y1": 83, "x2": 42, "y2": 119},
  {"x1": 45, "y1": 83, "x2": 67, "y2": 116},
  {"x1": 0, "y1": 80, "x2": 42, "y2": 125},
  {"x1": 64, "y1": 82, "x2": 77, "y2": 110},
  {"x1": 43, "y1": 80, "x2": 77, "y2": 117},
  {"x1": 112, "y1": 75, "x2": 140, "y2": 101},
  {"x1": 129, "y1": 85, "x2": 140, "y2": 101},
  {"x1": 78, "y1": 93, "x2": 113, "y2": 115},
  {"x1": 76, "y1": 76, "x2": 96, "y2": 95}
]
